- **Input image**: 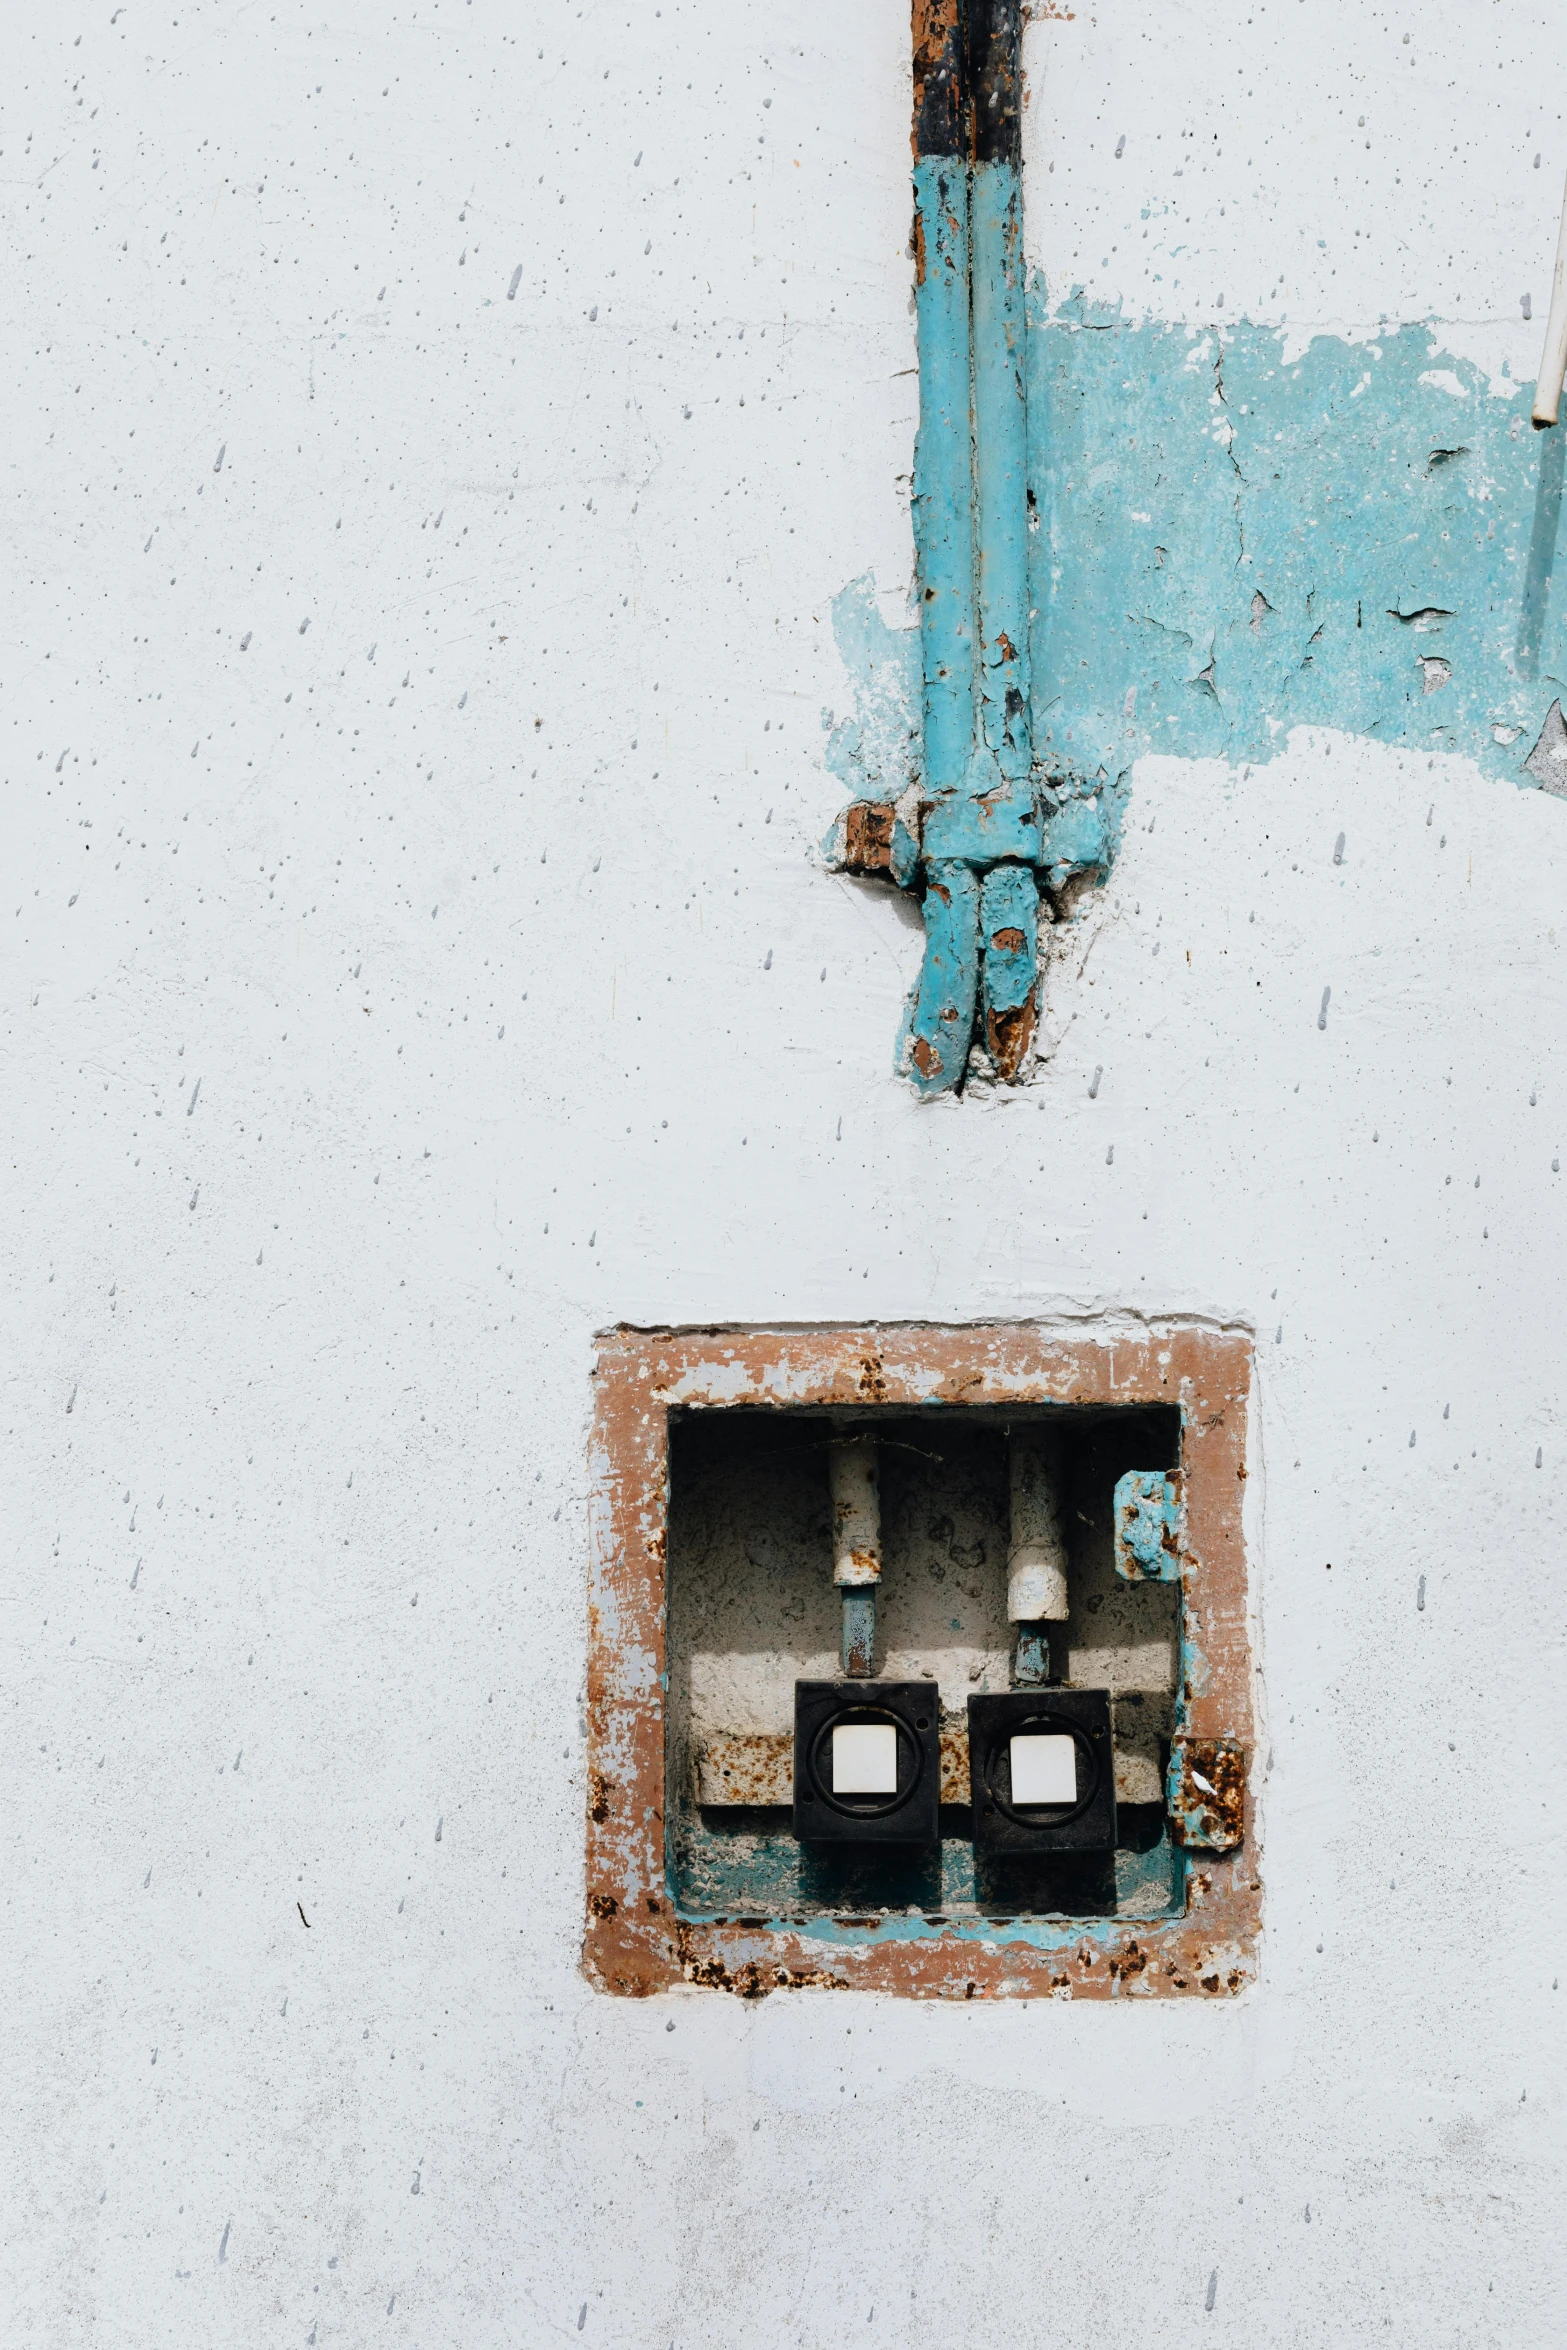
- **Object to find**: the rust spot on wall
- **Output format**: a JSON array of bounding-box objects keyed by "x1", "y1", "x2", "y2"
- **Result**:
[
  {"x1": 588, "y1": 1891, "x2": 619, "y2": 1920},
  {"x1": 695, "y1": 1732, "x2": 790, "y2": 1805},
  {"x1": 677, "y1": 1928, "x2": 849, "y2": 1999},
  {"x1": 856, "y1": 1351, "x2": 890, "y2": 1403},
  {"x1": 588, "y1": 1769, "x2": 611, "y2": 1825},
  {"x1": 843, "y1": 800, "x2": 896, "y2": 874},
  {"x1": 990, "y1": 926, "x2": 1026, "y2": 954}
]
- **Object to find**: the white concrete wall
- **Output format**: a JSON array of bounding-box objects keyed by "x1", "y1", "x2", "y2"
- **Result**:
[{"x1": 5, "y1": 3, "x2": 1564, "y2": 2342}]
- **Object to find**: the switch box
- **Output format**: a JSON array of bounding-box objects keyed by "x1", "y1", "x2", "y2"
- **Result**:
[
  {"x1": 585, "y1": 1321, "x2": 1259, "y2": 2001},
  {"x1": 967, "y1": 1689, "x2": 1116, "y2": 1856},
  {"x1": 793, "y1": 1680, "x2": 940, "y2": 1846}
]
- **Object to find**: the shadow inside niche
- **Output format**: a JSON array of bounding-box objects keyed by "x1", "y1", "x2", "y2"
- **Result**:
[{"x1": 1516, "y1": 425, "x2": 1565, "y2": 679}]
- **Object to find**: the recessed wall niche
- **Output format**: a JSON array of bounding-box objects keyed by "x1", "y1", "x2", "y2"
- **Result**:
[
  {"x1": 666, "y1": 1403, "x2": 1182, "y2": 1922},
  {"x1": 585, "y1": 1324, "x2": 1258, "y2": 2001}
]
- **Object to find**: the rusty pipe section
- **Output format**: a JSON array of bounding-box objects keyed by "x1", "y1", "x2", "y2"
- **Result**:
[
  {"x1": 1007, "y1": 1430, "x2": 1068, "y2": 1685},
  {"x1": 829, "y1": 1434, "x2": 881, "y2": 1675}
]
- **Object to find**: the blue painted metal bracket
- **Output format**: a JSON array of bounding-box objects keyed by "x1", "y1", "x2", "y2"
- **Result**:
[
  {"x1": 1113, "y1": 1475, "x2": 1246, "y2": 1852},
  {"x1": 829, "y1": 1, "x2": 1108, "y2": 1096},
  {"x1": 1112, "y1": 1470, "x2": 1186, "y2": 1583}
]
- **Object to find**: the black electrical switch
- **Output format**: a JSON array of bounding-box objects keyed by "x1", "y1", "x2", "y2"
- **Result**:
[
  {"x1": 793, "y1": 1680, "x2": 941, "y2": 1846},
  {"x1": 966, "y1": 1689, "x2": 1116, "y2": 1856}
]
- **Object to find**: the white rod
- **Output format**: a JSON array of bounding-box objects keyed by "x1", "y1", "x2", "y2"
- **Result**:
[
  {"x1": 1533, "y1": 168, "x2": 1567, "y2": 429},
  {"x1": 828, "y1": 1436, "x2": 880, "y2": 1585},
  {"x1": 1007, "y1": 1433, "x2": 1070, "y2": 1622}
]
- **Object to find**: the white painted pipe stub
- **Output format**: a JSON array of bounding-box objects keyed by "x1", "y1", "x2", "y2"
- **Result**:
[
  {"x1": 828, "y1": 1437, "x2": 881, "y2": 1585},
  {"x1": 1007, "y1": 1434, "x2": 1070, "y2": 1621}
]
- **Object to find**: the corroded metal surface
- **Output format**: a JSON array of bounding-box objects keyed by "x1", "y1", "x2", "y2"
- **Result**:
[
  {"x1": 911, "y1": 0, "x2": 962, "y2": 161},
  {"x1": 1168, "y1": 1737, "x2": 1248, "y2": 1852},
  {"x1": 585, "y1": 1322, "x2": 1259, "y2": 2000},
  {"x1": 840, "y1": 1589, "x2": 877, "y2": 1678},
  {"x1": 694, "y1": 1731, "x2": 792, "y2": 1807},
  {"x1": 828, "y1": 1435, "x2": 881, "y2": 1583},
  {"x1": 696, "y1": 1718, "x2": 1160, "y2": 1809}
]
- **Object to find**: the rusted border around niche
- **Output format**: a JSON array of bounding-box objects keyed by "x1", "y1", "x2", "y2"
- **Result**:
[{"x1": 584, "y1": 1322, "x2": 1260, "y2": 2001}]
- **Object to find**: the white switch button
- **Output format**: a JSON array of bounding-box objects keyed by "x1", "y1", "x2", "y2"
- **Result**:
[
  {"x1": 1010, "y1": 1733, "x2": 1076, "y2": 1806},
  {"x1": 832, "y1": 1721, "x2": 899, "y2": 1795}
]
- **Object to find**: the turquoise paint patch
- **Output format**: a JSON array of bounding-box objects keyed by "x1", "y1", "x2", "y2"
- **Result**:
[
  {"x1": 821, "y1": 298, "x2": 1566, "y2": 1091},
  {"x1": 824, "y1": 310, "x2": 1565, "y2": 827},
  {"x1": 822, "y1": 572, "x2": 921, "y2": 803},
  {"x1": 1038, "y1": 775, "x2": 1118, "y2": 889},
  {"x1": 1027, "y1": 291, "x2": 1565, "y2": 787}
]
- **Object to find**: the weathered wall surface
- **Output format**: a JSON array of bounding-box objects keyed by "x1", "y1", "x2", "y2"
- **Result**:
[{"x1": 4, "y1": 2, "x2": 1564, "y2": 2344}]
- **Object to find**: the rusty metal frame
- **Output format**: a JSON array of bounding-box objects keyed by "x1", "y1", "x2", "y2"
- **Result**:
[{"x1": 585, "y1": 1322, "x2": 1260, "y2": 2000}]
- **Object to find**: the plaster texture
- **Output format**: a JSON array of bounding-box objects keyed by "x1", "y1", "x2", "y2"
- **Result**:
[{"x1": 4, "y1": 3, "x2": 1565, "y2": 2345}]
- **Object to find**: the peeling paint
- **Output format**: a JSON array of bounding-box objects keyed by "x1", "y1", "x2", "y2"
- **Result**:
[{"x1": 1113, "y1": 1469, "x2": 1185, "y2": 1582}]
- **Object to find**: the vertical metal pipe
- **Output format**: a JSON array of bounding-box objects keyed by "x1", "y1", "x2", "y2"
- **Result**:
[
  {"x1": 905, "y1": 8, "x2": 978, "y2": 1098},
  {"x1": 900, "y1": 858, "x2": 981, "y2": 1095},
  {"x1": 1008, "y1": 1428, "x2": 1070, "y2": 1686},
  {"x1": 966, "y1": 1, "x2": 1031, "y2": 785},
  {"x1": 906, "y1": 5, "x2": 1038, "y2": 1094},
  {"x1": 910, "y1": 175, "x2": 975, "y2": 794},
  {"x1": 829, "y1": 1435, "x2": 881, "y2": 1677},
  {"x1": 840, "y1": 1592, "x2": 877, "y2": 1679}
]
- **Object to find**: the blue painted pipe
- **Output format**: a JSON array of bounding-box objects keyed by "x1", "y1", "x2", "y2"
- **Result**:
[
  {"x1": 911, "y1": 154, "x2": 976, "y2": 800},
  {"x1": 900, "y1": 858, "x2": 981, "y2": 1096},
  {"x1": 970, "y1": 157, "x2": 1032, "y2": 784},
  {"x1": 904, "y1": 1, "x2": 1038, "y2": 1096},
  {"x1": 979, "y1": 859, "x2": 1038, "y2": 1078}
]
